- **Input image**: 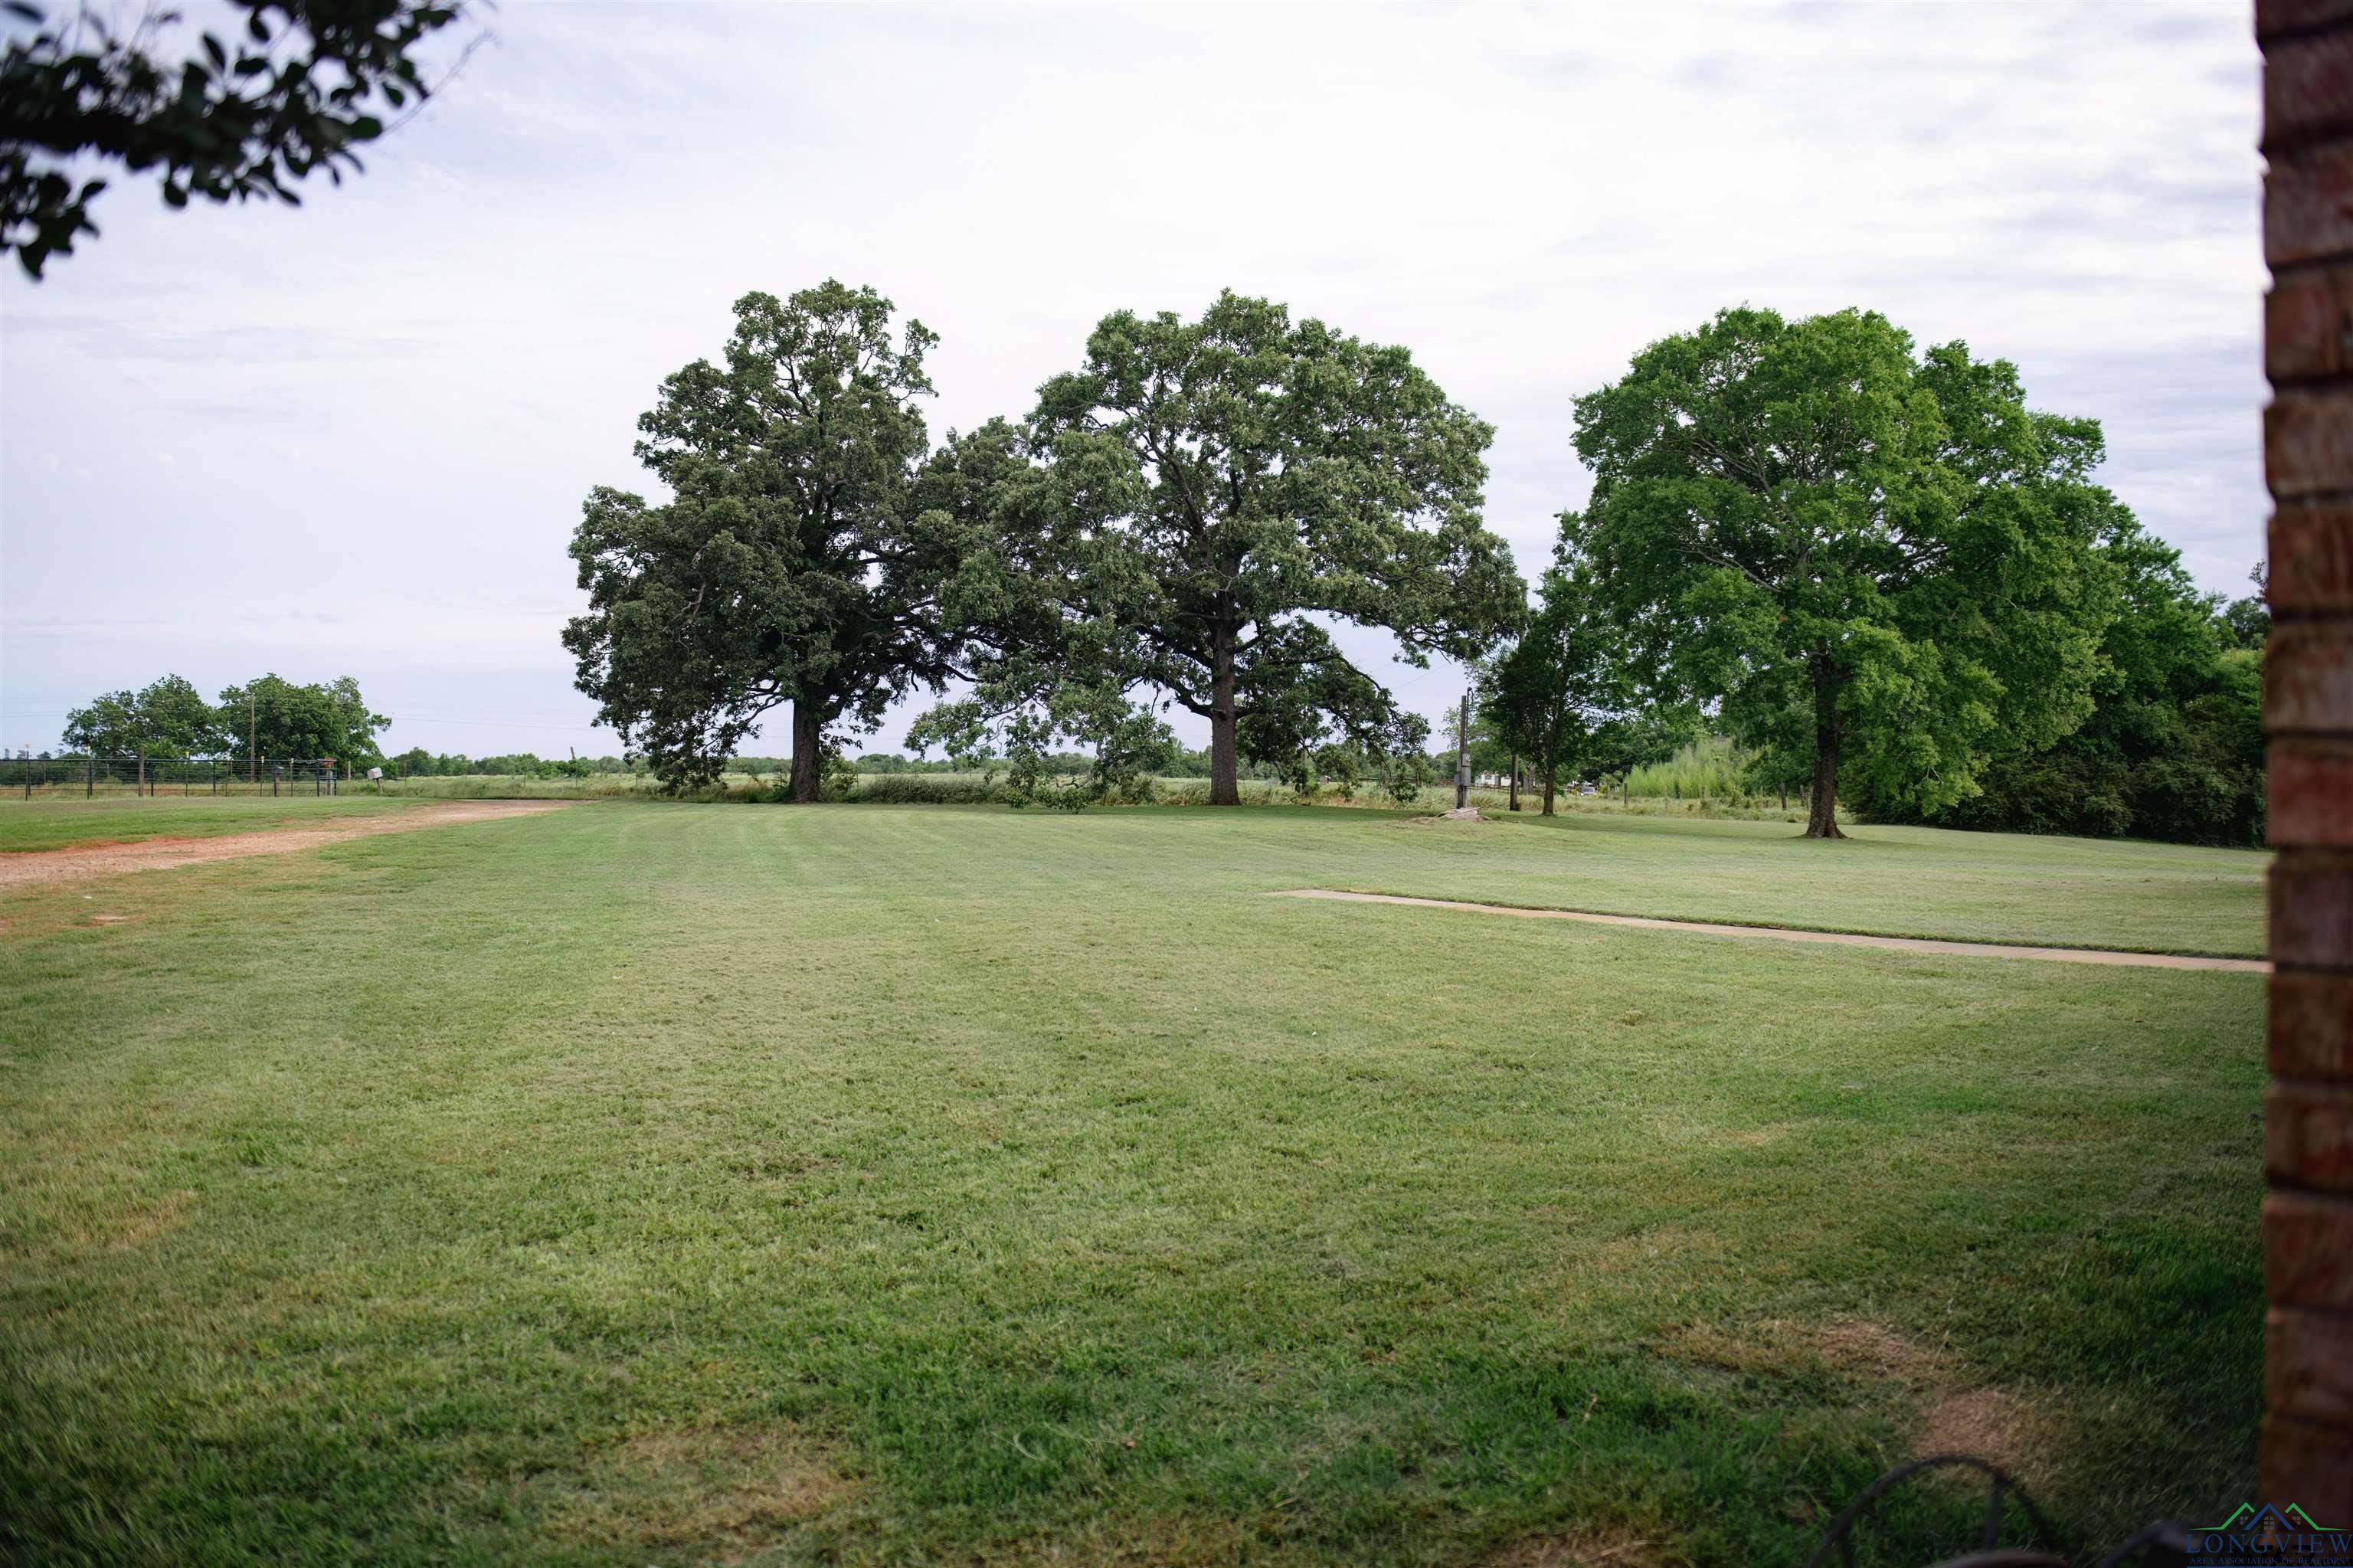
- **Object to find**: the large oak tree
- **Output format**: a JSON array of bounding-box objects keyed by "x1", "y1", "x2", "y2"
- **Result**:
[
  {"x1": 1566, "y1": 306, "x2": 2120, "y2": 838},
  {"x1": 984, "y1": 291, "x2": 1522, "y2": 805},
  {"x1": 216, "y1": 673, "x2": 388, "y2": 764},
  {"x1": 565, "y1": 283, "x2": 963, "y2": 800},
  {"x1": 63, "y1": 673, "x2": 226, "y2": 756}
]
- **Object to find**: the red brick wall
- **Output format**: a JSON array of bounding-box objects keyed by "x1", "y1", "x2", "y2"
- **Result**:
[{"x1": 2263, "y1": 0, "x2": 2353, "y2": 1517}]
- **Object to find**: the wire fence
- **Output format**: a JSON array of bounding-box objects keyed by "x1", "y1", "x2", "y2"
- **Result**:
[{"x1": 0, "y1": 756, "x2": 359, "y2": 799}]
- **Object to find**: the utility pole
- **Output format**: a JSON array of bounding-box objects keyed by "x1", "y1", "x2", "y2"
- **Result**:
[
  {"x1": 1455, "y1": 691, "x2": 1470, "y2": 810},
  {"x1": 247, "y1": 692, "x2": 257, "y2": 785}
]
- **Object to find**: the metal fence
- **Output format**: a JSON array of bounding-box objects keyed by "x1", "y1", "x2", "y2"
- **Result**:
[{"x1": 0, "y1": 756, "x2": 355, "y2": 799}]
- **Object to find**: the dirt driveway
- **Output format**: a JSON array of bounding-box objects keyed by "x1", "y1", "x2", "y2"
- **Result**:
[{"x1": 0, "y1": 800, "x2": 576, "y2": 891}]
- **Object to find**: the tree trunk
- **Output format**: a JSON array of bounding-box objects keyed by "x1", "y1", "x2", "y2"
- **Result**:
[
  {"x1": 789, "y1": 702, "x2": 823, "y2": 804},
  {"x1": 1541, "y1": 766, "x2": 1556, "y2": 817},
  {"x1": 1207, "y1": 636, "x2": 1240, "y2": 807},
  {"x1": 1806, "y1": 658, "x2": 1845, "y2": 840},
  {"x1": 1508, "y1": 755, "x2": 1520, "y2": 812}
]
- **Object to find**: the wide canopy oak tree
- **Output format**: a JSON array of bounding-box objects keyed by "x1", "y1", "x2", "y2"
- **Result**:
[
  {"x1": 216, "y1": 673, "x2": 387, "y2": 764},
  {"x1": 1005, "y1": 291, "x2": 1523, "y2": 806},
  {"x1": 1568, "y1": 306, "x2": 2119, "y2": 838},
  {"x1": 62, "y1": 673, "x2": 225, "y2": 757},
  {"x1": 565, "y1": 283, "x2": 964, "y2": 800}
]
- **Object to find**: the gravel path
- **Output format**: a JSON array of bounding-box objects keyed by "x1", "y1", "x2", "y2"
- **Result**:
[
  {"x1": 1270, "y1": 889, "x2": 2268, "y2": 972},
  {"x1": 0, "y1": 801, "x2": 577, "y2": 891}
]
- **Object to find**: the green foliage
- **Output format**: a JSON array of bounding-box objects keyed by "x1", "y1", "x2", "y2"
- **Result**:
[
  {"x1": 1, "y1": 1, "x2": 473, "y2": 278},
  {"x1": 1569, "y1": 306, "x2": 2121, "y2": 837},
  {"x1": 2221, "y1": 562, "x2": 2270, "y2": 653},
  {"x1": 1624, "y1": 738, "x2": 1747, "y2": 800},
  {"x1": 566, "y1": 283, "x2": 964, "y2": 800},
  {"x1": 386, "y1": 748, "x2": 633, "y2": 779},
  {"x1": 1235, "y1": 643, "x2": 1393, "y2": 800},
  {"x1": 1478, "y1": 553, "x2": 1635, "y2": 812},
  {"x1": 1368, "y1": 709, "x2": 1432, "y2": 805},
  {"x1": 818, "y1": 745, "x2": 861, "y2": 803},
  {"x1": 61, "y1": 673, "x2": 225, "y2": 756},
  {"x1": 1860, "y1": 544, "x2": 2267, "y2": 847},
  {"x1": 908, "y1": 689, "x2": 1178, "y2": 810},
  {"x1": 839, "y1": 772, "x2": 1006, "y2": 805},
  {"x1": 1313, "y1": 743, "x2": 1360, "y2": 800},
  {"x1": 931, "y1": 291, "x2": 1523, "y2": 805},
  {"x1": 215, "y1": 673, "x2": 387, "y2": 765},
  {"x1": 1586, "y1": 705, "x2": 1702, "y2": 794}
]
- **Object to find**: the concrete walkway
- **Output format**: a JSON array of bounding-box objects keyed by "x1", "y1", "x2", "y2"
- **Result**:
[{"x1": 1269, "y1": 889, "x2": 2269, "y2": 973}]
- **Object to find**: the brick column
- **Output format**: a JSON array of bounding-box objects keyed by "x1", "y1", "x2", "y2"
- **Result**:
[{"x1": 2263, "y1": 0, "x2": 2353, "y2": 1517}]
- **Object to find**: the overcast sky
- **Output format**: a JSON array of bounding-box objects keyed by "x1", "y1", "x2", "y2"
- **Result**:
[{"x1": 0, "y1": 1, "x2": 2266, "y2": 760}]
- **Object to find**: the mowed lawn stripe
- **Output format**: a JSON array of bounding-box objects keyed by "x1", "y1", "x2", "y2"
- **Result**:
[
  {"x1": 1, "y1": 804, "x2": 2262, "y2": 1565},
  {"x1": 1267, "y1": 889, "x2": 2271, "y2": 970}
]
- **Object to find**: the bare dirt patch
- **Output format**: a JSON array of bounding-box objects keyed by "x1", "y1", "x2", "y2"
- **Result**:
[
  {"x1": 113, "y1": 1188, "x2": 197, "y2": 1249},
  {"x1": 1485, "y1": 1526, "x2": 1675, "y2": 1567},
  {"x1": 1816, "y1": 1319, "x2": 1947, "y2": 1385},
  {"x1": 1665, "y1": 1318, "x2": 2049, "y2": 1473},
  {"x1": 556, "y1": 1423, "x2": 852, "y2": 1559},
  {"x1": 1917, "y1": 1387, "x2": 2049, "y2": 1468},
  {"x1": 0, "y1": 801, "x2": 574, "y2": 891}
]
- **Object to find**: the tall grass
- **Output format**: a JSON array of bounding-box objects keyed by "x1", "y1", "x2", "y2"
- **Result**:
[
  {"x1": 846, "y1": 774, "x2": 1006, "y2": 805},
  {"x1": 376, "y1": 774, "x2": 654, "y2": 800},
  {"x1": 1623, "y1": 738, "x2": 1747, "y2": 800}
]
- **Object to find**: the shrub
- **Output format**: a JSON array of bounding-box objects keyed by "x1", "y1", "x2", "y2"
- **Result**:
[{"x1": 846, "y1": 774, "x2": 1005, "y2": 805}]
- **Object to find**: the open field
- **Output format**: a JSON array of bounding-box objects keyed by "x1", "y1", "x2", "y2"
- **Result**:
[
  {"x1": 0, "y1": 804, "x2": 2264, "y2": 1564},
  {"x1": 116, "y1": 769, "x2": 1830, "y2": 822},
  {"x1": 0, "y1": 794, "x2": 2262, "y2": 954}
]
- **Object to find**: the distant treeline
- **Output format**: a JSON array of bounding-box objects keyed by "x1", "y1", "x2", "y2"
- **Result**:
[
  {"x1": 387, "y1": 749, "x2": 619, "y2": 778},
  {"x1": 379, "y1": 748, "x2": 1324, "y2": 782},
  {"x1": 849, "y1": 748, "x2": 1299, "y2": 781},
  {"x1": 62, "y1": 673, "x2": 389, "y2": 764}
]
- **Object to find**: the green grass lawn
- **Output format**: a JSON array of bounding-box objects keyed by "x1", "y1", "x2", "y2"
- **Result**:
[
  {"x1": 1262, "y1": 805, "x2": 2264, "y2": 957},
  {"x1": 0, "y1": 805, "x2": 2263, "y2": 1565},
  {"x1": 0, "y1": 794, "x2": 430, "y2": 853},
  {"x1": 1, "y1": 793, "x2": 2266, "y2": 954}
]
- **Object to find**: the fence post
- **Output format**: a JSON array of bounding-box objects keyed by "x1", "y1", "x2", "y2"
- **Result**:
[{"x1": 85, "y1": 755, "x2": 92, "y2": 798}]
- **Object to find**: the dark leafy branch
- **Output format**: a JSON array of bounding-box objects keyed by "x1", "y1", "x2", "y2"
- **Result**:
[{"x1": 1, "y1": 0, "x2": 479, "y2": 277}]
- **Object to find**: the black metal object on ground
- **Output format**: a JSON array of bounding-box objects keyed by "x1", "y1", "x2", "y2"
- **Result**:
[{"x1": 1805, "y1": 1454, "x2": 2194, "y2": 1567}]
